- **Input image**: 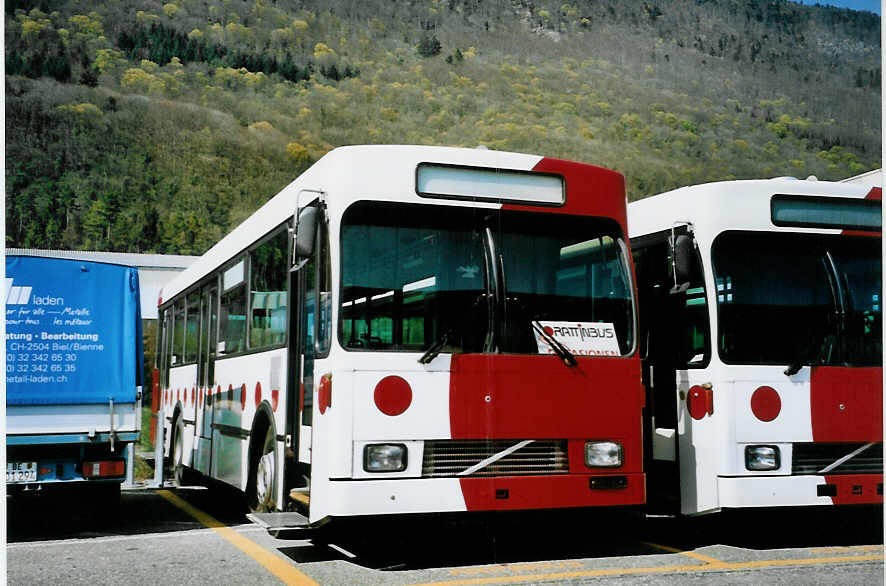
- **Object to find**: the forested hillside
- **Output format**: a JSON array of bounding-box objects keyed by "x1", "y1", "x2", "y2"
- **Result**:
[{"x1": 5, "y1": 0, "x2": 881, "y2": 254}]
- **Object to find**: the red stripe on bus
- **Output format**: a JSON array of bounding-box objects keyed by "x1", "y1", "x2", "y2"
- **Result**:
[
  {"x1": 501, "y1": 157, "x2": 628, "y2": 236},
  {"x1": 823, "y1": 474, "x2": 883, "y2": 505},
  {"x1": 810, "y1": 367, "x2": 882, "y2": 442},
  {"x1": 448, "y1": 354, "x2": 644, "y2": 476}
]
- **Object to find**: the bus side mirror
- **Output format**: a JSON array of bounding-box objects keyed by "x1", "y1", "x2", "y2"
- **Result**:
[
  {"x1": 671, "y1": 233, "x2": 693, "y2": 293},
  {"x1": 294, "y1": 206, "x2": 317, "y2": 260}
]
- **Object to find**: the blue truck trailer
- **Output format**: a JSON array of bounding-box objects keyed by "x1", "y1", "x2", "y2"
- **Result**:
[{"x1": 6, "y1": 255, "x2": 144, "y2": 504}]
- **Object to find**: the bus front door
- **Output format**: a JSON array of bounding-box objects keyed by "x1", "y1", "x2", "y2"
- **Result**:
[
  {"x1": 286, "y1": 200, "x2": 324, "y2": 508},
  {"x1": 285, "y1": 250, "x2": 315, "y2": 505},
  {"x1": 194, "y1": 284, "x2": 218, "y2": 476}
]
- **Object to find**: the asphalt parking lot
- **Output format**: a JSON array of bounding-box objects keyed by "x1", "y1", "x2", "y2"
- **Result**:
[{"x1": 6, "y1": 484, "x2": 883, "y2": 585}]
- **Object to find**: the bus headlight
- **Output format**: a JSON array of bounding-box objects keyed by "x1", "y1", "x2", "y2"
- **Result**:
[
  {"x1": 585, "y1": 441, "x2": 623, "y2": 468},
  {"x1": 363, "y1": 444, "x2": 407, "y2": 472},
  {"x1": 745, "y1": 445, "x2": 780, "y2": 471}
]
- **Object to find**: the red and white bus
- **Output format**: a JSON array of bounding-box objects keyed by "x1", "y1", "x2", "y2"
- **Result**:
[
  {"x1": 629, "y1": 177, "x2": 882, "y2": 515},
  {"x1": 155, "y1": 145, "x2": 645, "y2": 525}
]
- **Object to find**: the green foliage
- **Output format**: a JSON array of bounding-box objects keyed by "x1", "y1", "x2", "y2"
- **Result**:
[
  {"x1": 116, "y1": 23, "x2": 330, "y2": 83},
  {"x1": 4, "y1": 0, "x2": 881, "y2": 254},
  {"x1": 6, "y1": 17, "x2": 72, "y2": 82},
  {"x1": 417, "y1": 34, "x2": 442, "y2": 58},
  {"x1": 140, "y1": 405, "x2": 154, "y2": 452}
]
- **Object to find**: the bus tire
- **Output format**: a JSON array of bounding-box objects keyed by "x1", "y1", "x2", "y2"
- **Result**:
[{"x1": 248, "y1": 421, "x2": 277, "y2": 513}]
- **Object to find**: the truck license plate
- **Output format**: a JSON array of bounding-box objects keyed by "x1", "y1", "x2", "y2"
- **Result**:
[{"x1": 6, "y1": 461, "x2": 38, "y2": 483}]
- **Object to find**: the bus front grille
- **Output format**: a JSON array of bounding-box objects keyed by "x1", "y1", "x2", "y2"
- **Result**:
[
  {"x1": 422, "y1": 439, "x2": 569, "y2": 478},
  {"x1": 792, "y1": 442, "x2": 883, "y2": 476}
]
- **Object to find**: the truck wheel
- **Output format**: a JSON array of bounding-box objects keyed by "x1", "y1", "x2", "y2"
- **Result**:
[
  {"x1": 172, "y1": 417, "x2": 185, "y2": 486},
  {"x1": 248, "y1": 425, "x2": 276, "y2": 512}
]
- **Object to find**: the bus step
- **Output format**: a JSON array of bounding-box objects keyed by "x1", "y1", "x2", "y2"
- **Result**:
[
  {"x1": 247, "y1": 511, "x2": 309, "y2": 530},
  {"x1": 289, "y1": 489, "x2": 311, "y2": 506}
]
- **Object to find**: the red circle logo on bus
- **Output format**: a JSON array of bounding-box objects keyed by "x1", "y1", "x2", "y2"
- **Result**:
[
  {"x1": 374, "y1": 375, "x2": 412, "y2": 416},
  {"x1": 751, "y1": 386, "x2": 781, "y2": 422}
]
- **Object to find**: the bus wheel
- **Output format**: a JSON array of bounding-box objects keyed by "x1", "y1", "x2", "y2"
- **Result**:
[
  {"x1": 249, "y1": 425, "x2": 276, "y2": 512},
  {"x1": 172, "y1": 416, "x2": 185, "y2": 486}
]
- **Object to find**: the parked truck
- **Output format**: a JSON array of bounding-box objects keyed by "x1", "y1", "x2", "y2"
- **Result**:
[{"x1": 6, "y1": 254, "x2": 144, "y2": 506}]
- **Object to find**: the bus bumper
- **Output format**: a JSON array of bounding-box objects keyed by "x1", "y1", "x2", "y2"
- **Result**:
[
  {"x1": 322, "y1": 473, "x2": 645, "y2": 518},
  {"x1": 718, "y1": 474, "x2": 883, "y2": 508}
]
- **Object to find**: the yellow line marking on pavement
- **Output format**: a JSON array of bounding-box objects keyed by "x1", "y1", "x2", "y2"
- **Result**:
[
  {"x1": 158, "y1": 490, "x2": 319, "y2": 586},
  {"x1": 725, "y1": 553, "x2": 883, "y2": 569},
  {"x1": 643, "y1": 542, "x2": 728, "y2": 566},
  {"x1": 809, "y1": 545, "x2": 883, "y2": 554},
  {"x1": 410, "y1": 552, "x2": 884, "y2": 585},
  {"x1": 415, "y1": 563, "x2": 721, "y2": 585}
]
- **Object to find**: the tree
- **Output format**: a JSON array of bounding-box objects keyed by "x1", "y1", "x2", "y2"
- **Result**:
[{"x1": 417, "y1": 34, "x2": 442, "y2": 57}]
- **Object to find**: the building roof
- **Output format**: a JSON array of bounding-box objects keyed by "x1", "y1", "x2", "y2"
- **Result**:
[
  {"x1": 6, "y1": 249, "x2": 198, "y2": 319},
  {"x1": 6, "y1": 248, "x2": 198, "y2": 270}
]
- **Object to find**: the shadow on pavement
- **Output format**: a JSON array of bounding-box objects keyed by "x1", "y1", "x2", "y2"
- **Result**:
[
  {"x1": 10, "y1": 480, "x2": 881, "y2": 573},
  {"x1": 6, "y1": 481, "x2": 251, "y2": 543},
  {"x1": 276, "y1": 506, "x2": 883, "y2": 572}
]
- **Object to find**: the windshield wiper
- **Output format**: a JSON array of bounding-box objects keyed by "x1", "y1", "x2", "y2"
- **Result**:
[
  {"x1": 785, "y1": 355, "x2": 814, "y2": 376},
  {"x1": 784, "y1": 361, "x2": 804, "y2": 376},
  {"x1": 532, "y1": 321, "x2": 578, "y2": 367},
  {"x1": 418, "y1": 328, "x2": 452, "y2": 365},
  {"x1": 784, "y1": 340, "x2": 821, "y2": 375},
  {"x1": 417, "y1": 292, "x2": 490, "y2": 364}
]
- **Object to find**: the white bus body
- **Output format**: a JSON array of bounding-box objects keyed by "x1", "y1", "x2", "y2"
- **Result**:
[
  {"x1": 629, "y1": 178, "x2": 882, "y2": 515},
  {"x1": 157, "y1": 145, "x2": 646, "y2": 524}
]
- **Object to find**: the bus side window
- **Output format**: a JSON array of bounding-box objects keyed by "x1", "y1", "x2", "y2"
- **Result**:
[
  {"x1": 185, "y1": 292, "x2": 200, "y2": 363},
  {"x1": 220, "y1": 258, "x2": 247, "y2": 355},
  {"x1": 250, "y1": 229, "x2": 289, "y2": 349},
  {"x1": 159, "y1": 308, "x2": 171, "y2": 386},
  {"x1": 172, "y1": 300, "x2": 185, "y2": 365}
]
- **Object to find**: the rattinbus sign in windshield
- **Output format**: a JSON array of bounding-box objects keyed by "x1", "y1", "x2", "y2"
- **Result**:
[{"x1": 533, "y1": 321, "x2": 620, "y2": 356}]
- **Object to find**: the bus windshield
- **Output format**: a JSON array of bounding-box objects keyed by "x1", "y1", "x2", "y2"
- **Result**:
[
  {"x1": 712, "y1": 231, "x2": 882, "y2": 367},
  {"x1": 340, "y1": 201, "x2": 634, "y2": 356}
]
